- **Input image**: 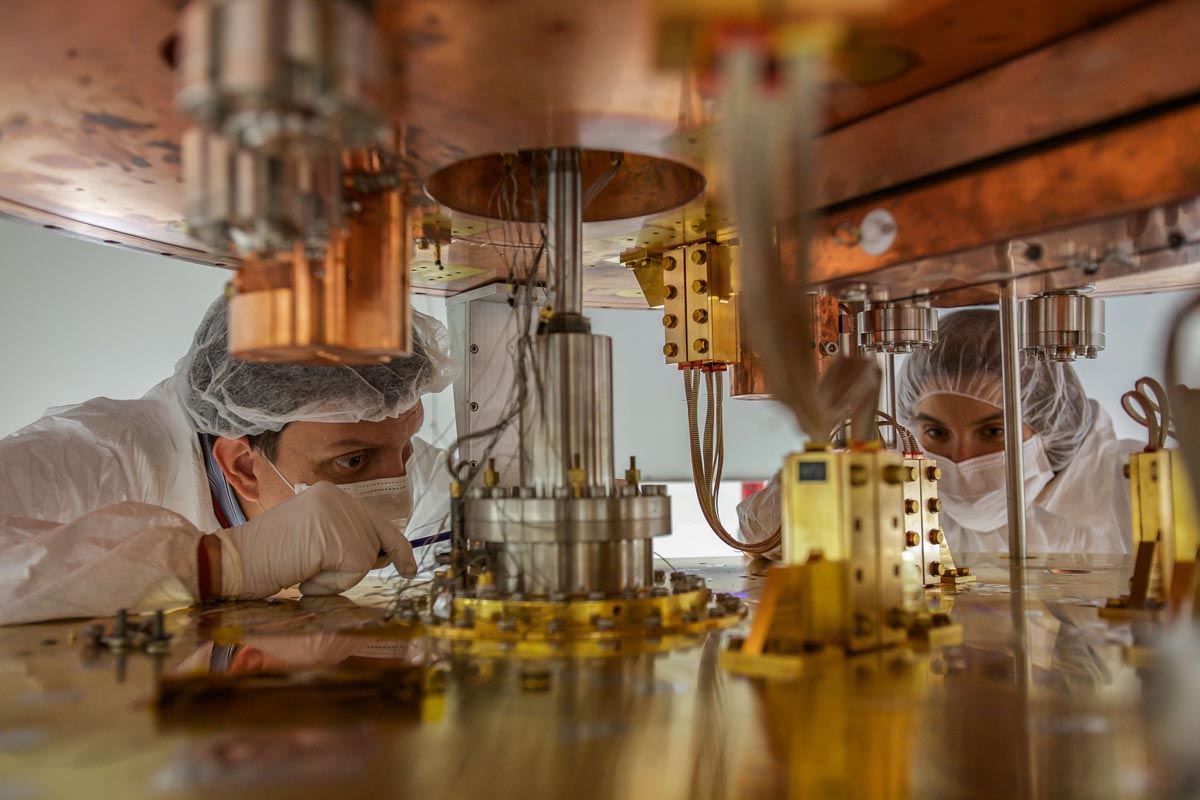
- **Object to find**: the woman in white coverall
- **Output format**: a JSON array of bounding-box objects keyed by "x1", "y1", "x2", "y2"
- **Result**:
[
  {"x1": 737, "y1": 309, "x2": 1136, "y2": 556},
  {"x1": 0, "y1": 296, "x2": 455, "y2": 625}
]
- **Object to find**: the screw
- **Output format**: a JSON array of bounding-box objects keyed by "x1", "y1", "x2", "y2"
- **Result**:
[
  {"x1": 691, "y1": 249, "x2": 707, "y2": 265},
  {"x1": 929, "y1": 529, "x2": 945, "y2": 544},
  {"x1": 692, "y1": 309, "x2": 708, "y2": 324},
  {"x1": 850, "y1": 465, "x2": 868, "y2": 486},
  {"x1": 905, "y1": 531, "x2": 920, "y2": 547},
  {"x1": 469, "y1": 402, "x2": 479, "y2": 412},
  {"x1": 926, "y1": 465, "x2": 942, "y2": 481},
  {"x1": 821, "y1": 341, "x2": 839, "y2": 356},
  {"x1": 664, "y1": 256, "x2": 677, "y2": 271},
  {"x1": 928, "y1": 498, "x2": 943, "y2": 513},
  {"x1": 929, "y1": 561, "x2": 944, "y2": 577},
  {"x1": 904, "y1": 499, "x2": 919, "y2": 514},
  {"x1": 664, "y1": 285, "x2": 678, "y2": 299},
  {"x1": 693, "y1": 338, "x2": 709, "y2": 354},
  {"x1": 691, "y1": 279, "x2": 708, "y2": 294},
  {"x1": 663, "y1": 343, "x2": 678, "y2": 358},
  {"x1": 662, "y1": 313, "x2": 678, "y2": 329},
  {"x1": 469, "y1": 344, "x2": 479, "y2": 354}
]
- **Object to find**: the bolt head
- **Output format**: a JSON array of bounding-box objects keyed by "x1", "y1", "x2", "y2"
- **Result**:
[
  {"x1": 926, "y1": 465, "x2": 942, "y2": 481},
  {"x1": 662, "y1": 313, "x2": 678, "y2": 329},
  {"x1": 663, "y1": 256, "x2": 677, "y2": 271},
  {"x1": 929, "y1": 529, "x2": 945, "y2": 545},
  {"x1": 691, "y1": 249, "x2": 707, "y2": 265},
  {"x1": 905, "y1": 531, "x2": 920, "y2": 547},
  {"x1": 663, "y1": 343, "x2": 678, "y2": 358},
  {"x1": 692, "y1": 338, "x2": 710, "y2": 354}
]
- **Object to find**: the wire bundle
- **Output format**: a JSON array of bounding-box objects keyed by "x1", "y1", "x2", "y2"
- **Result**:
[{"x1": 684, "y1": 366, "x2": 781, "y2": 556}]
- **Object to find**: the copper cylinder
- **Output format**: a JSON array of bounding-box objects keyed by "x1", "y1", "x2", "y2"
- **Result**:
[
  {"x1": 228, "y1": 152, "x2": 410, "y2": 364},
  {"x1": 730, "y1": 295, "x2": 842, "y2": 399}
]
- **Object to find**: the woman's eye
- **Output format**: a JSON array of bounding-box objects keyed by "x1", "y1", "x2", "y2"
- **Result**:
[
  {"x1": 982, "y1": 426, "x2": 1006, "y2": 439},
  {"x1": 333, "y1": 454, "x2": 368, "y2": 471},
  {"x1": 922, "y1": 426, "x2": 948, "y2": 441}
]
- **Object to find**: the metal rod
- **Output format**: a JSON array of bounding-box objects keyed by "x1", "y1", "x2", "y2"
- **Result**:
[
  {"x1": 999, "y1": 274, "x2": 1027, "y2": 560},
  {"x1": 881, "y1": 352, "x2": 897, "y2": 448},
  {"x1": 547, "y1": 148, "x2": 583, "y2": 316}
]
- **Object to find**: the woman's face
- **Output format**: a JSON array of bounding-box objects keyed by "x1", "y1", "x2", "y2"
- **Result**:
[{"x1": 910, "y1": 393, "x2": 1034, "y2": 463}]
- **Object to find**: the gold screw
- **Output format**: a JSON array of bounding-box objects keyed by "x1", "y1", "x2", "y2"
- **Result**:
[
  {"x1": 884, "y1": 465, "x2": 917, "y2": 484},
  {"x1": 663, "y1": 343, "x2": 678, "y2": 358},
  {"x1": 664, "y1": 285, "x2": 678, "y2": 300},
  {"x1": 664, "y1": 256, "x2": 677, "y2": 272},
  {"x1": 905, "y1": 531, "x2": 920, "y2": 547},
  {"x1": 929, "y1": 561, "x2": 944, "y2": 577},
  {"x1": 928, "y1": 498, "x2": 943, "y2": 514},
  {"x1": 662, "y1": 313, "x2": 678, "y2": 329},
  {"x1": 929, "y1": 529, "x2": 945, "y2": 545},
  {"x1": 903, "y1": 499, "x2": 919, "y2": 514},
  {"x1": 926, "y1": 465, "x2": 942, "y2": 481},
  {"x1": 691, "y1": 279, "x2": 708, "y2": 294},
  {"x1": 850, "y1": 465, "x2": 868, "y2": 486},
  {"x1": 692, "y1": 309, "x2": 708, "y2": 324},
  {"x1": 691, "y1": 248, "x2": 707, "y2": 265},
  {"x1": 693, "y1": 338, "x2": 710, "y2": 354}
]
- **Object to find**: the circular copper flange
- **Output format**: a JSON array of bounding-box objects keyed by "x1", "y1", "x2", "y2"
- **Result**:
[{"x1": 423, "y1": 149, "x2": 706, "y2": 223}]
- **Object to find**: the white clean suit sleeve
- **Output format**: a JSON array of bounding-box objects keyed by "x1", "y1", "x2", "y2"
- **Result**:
[
  {"x1": 735, "y1": 473, "x2": 783, "y2": 560},
  {"x1": 0, "y1": 503, "x2": 202, "y2": 625}
]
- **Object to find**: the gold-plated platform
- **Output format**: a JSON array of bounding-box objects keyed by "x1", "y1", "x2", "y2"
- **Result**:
[{"x1": 0, "y1": 554, "x2": 1160, "y2": 799}]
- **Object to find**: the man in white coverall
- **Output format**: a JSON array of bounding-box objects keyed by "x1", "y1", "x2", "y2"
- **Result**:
[{"x1": 0, "y1": 296, "x2": 455, "y2": 624}]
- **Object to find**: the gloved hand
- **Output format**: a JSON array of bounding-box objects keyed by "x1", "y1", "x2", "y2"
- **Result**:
[{"x1": 213, "y1": 482, "x2": 417, "y2": 599}]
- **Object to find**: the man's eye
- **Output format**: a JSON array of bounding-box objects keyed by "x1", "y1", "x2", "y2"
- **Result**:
[
  {"x1": 922, "y1": 426, "x2": 948, "y2": 441},
  {"x1": 333, "y1": 454, "x2": 368, "y2": 471},
  {"x1": 982, "y1": 426, "x2": 1006, "y2": 439}
]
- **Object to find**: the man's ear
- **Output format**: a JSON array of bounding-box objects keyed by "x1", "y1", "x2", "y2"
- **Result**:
[{"x1": 211, "y1": 436, "x2": 261, "y2": 503}]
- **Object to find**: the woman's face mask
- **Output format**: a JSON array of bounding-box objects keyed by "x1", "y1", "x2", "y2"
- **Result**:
[
  {"x1": 263, "y1": 458, "x2": 412, "y2": 529},
  {"x1": 933, "y1": 435, "x2": 1053, "y2": 531}
]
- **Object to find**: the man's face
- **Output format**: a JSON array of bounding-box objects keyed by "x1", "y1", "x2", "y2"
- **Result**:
[{"x1": 253, "y1": 402, "x2": 424, "y2": 511}]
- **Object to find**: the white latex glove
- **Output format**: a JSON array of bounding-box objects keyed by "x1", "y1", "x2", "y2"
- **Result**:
[{"x1": 214, "y1": 482, "x2": 417, "y2": 599}]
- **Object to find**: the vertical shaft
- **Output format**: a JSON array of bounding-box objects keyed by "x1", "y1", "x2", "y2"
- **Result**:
[
  {"x1": 547, "y1": 148, "x2": 583, "y2": 317},
  {"x1": 999, "y1": 279, "x2": 1027, "y2": 560},
  {"x1": 881, "y1": 352, "x2": 897, "y2": 448}
]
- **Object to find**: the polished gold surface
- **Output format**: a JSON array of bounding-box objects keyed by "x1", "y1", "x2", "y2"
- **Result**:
[{"x1": 0, "y1": 555, "x2": 1167, "y2": 799}]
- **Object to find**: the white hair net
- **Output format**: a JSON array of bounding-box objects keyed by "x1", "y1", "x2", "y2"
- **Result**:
[
  {"x1": 896, "y1": 309, "x2": 1093, "y2": 472},
  {"x1": 175, "y1": 296, "x2": 455, "y2": 437}
]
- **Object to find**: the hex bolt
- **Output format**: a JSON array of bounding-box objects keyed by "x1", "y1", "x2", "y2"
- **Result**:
[
  {"x1": 927, "y1": 498, "x2": 943, "y2": 514},
  {"x1": 905, "y1": 531, "x2": 920, "y2": 547},
  {"x1": 929, "y1": 561, "x2": 944, "y2": 577},
  {"x1": 692, "y1": 309, "x2": 708, "y2": 324},
  {"x1": 469, "y1": 343, "x2": 479, "y2": 354},
  {"x1": 926, "y1": 465, "x2": 942, "y2": 481},
  {"x1": 664, "y1": 256, "x2": 677, "y2": 272},
  {"x1": 663, "y1": 343, "x2": 678, "y2": 358},
  {"x1": 691, "y1": 249, "x2": 707, "y2": 265},
  {"x1": 691, "y1": 279, "x2": 708, "y2": 293},
  {"x1": 929, "y1": 529, "x2": 945, "y2": 545},
  {"x1": 903, "y1": 499, "x2": 919, "y2": 515},
  {"x1": 662, "y1": 313, "x2": 678, "y2": 329},
  {"x1": 692, "y1": 338, "x2": 709, "y2": 354},
  {"x1": 664, "y1": 285, "x2": 678, "y2": 299}
]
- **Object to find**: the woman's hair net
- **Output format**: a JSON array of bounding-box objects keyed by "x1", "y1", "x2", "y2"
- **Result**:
[
  {"x1": 896, "y1": 309, "x2": 1093, "y2": 471},
  {"x1": 175, "y1": 296, "x2": 455, "y2": 437}
]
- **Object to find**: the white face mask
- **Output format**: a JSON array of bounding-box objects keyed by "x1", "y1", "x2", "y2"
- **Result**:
[
  {"x1": 933, "y1": 435, "x2": 1054, "y2": 532},
  {"x1": 262, "y1": 457, "x2": 413, "y2": 530}
]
